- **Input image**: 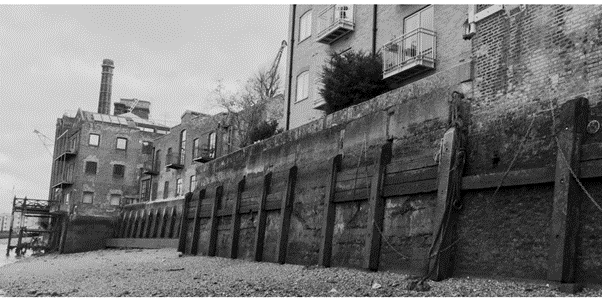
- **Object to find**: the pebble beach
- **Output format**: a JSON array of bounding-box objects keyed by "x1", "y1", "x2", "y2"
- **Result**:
[{"x1": 1, "y1": 247, "x2": 602, "y2": 297}]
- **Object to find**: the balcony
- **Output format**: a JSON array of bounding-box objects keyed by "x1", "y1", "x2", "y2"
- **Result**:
[
  {"x1": 51, "y1": 175, "x2": 73, "y2": 189},
  {"x1": 55, "y1": 147, "x2": 77, "y2": 161},
  {"x1": 382, "y1": 28, "x2": 436, "y2": 80},
  {"x1": 192, "y1": 147, "x2": 216, "y2": 163},
  {"x1": 165, "y1": 153, "x2": 184, "y2": 169},
  {"x1": 142, "y1": 159, "x2": 160, "y2": 175},
  {"x1": 316, "y1": 5, "x2": 354, "y2": 44}
]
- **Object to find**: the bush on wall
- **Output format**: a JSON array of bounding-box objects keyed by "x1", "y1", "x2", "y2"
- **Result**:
[{"x1": 319, "y1": 50, "x2": 389, "y2": 114}]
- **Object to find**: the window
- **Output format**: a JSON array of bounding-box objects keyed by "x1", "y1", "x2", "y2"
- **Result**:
[
  {"x1": 189, "y1": 175, "x2": 197, "y2": 192},
  {"x1": 179, "y1": 130, "x2": 187, "y2": 164},
  {"x1": 89, "y1": 133, "x2": 100, "y2": 146},
  {"x1": 176, "y1": 178, "x2": 182, "y2": 197},
  {"x1": 296, "y1": 71, "x2": 309, "y2": 102},
  {"x1": 110, "y1": 194, "x2": 121, "y2": 206},
  {"x1": 192, "y1": 138, "x2": 199, "y2": 161},
  {"x1": 69, "y1": 135, "x2": 77, "y2": 151},
  {"x1": 64, "y1": 192, "x2": 70, "y2": 206},
  {"x1": 163, "y1": 181, "x2": 169, "y2": 199},
  {"x1": 403, "y1": 6, "x2": 434, "y2": 59},
  {"x1": 140, "y1": 179, "x2": 150, "y2": 202},
  {"x1": 141, "y1": 141, "x2": 153, "y2": 154},
  {"x1": 85, "y1": 161, "x2": 97, "y2": 175},
  {"x1": 82, "y1": 191, "x2": 93, "y2": 204},
  {"x1": 154, "y1": 149, "x2": 161, "y2": 169},
  {"x1": 208, "y1": 132, "x2": 217, "y2": 158},
  {"x1": 299, "y1": 11, "x2": 312, "y2": 41},
  {"x1": 113, "y1": 164, "x2": 125, "y2": 178},
  {"x1": 166, "y1": 147, "x2": 172, "y2": 166},
  {"x1": 151, "y1": 182, "x2": 158, "y2": 200},
  {"x1": 116, "y1": 137, "x2": 127, "y2": 150}
]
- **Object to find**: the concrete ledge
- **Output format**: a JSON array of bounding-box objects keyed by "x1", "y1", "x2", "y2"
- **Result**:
[{"x1": 106, "y1": 238, "x2": 179, "y2": 249}]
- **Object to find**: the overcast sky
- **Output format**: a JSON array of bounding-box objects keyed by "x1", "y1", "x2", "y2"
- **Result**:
[{"x1": 0, "y1": 5, "x2": 289, "y2": 214}]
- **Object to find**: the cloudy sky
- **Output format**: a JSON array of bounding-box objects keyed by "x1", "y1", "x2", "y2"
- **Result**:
[{"x1": 0, "y1": 5, "x2": 289, "y2": 214}]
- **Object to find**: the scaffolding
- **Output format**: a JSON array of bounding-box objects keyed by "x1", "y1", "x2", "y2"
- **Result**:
[{"x1": 5, "y1": 196, "x2": 62, "y2": 256}]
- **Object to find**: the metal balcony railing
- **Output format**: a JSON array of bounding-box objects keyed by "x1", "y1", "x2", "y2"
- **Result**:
[
  {"x1": 316, "y1": 5, "x2": 354, "y2": 44},
  {"x1": 55, "y1": 146, "x2": 78, "y2": 161},
  {"x1": 193, "y1": 146, "x2": 216, "y2": 163},
  {"x1": 382, "y1": 28, "x2": 436, "y2": 80},
  {"x1": 51, "y1": 173, "x2": 74, "y2": 189},
  {"x1": 165, "y1": 153, "x2": 184, "y2": 169},
  {"x1": 142, "y1": 159, "x2": 160, "y2": 175}
]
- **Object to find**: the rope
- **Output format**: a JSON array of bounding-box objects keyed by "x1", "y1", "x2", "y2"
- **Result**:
[{"x1": 548, "y1": 98, "x2": 602, "y2": 213}]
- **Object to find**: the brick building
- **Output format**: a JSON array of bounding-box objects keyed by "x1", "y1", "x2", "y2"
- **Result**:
[
  {"x1": 283, "y1": 4, "x2": 472, "y2": 129},
  {"x1": 142, "y1": 110, "x2": 236, "y2": 203}
]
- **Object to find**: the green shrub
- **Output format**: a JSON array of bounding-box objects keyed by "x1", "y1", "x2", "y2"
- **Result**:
[{"x1": 319, "y1": 50, "x2": 389, "y2": 114}]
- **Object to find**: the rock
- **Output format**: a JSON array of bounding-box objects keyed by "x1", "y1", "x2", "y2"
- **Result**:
[
  {"x1": 372, "y1": 282, "x2": 382, "y2": 289},
  {"x1": 329, "y1": 288, "x2": 338, "y2": 294},
  {"x1": 27, "y1": 289, "x2": 37, "y2": 295}
]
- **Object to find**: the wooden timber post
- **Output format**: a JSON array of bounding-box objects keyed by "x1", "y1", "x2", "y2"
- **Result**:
[
  {"x1": 364, "y1": 141, "x2": 393, "y2": 271},
  {"x1": 208, "y1": 185, "x2": 224, "y2": 257},
  {"x1": 254, "y1": 172, "x2": 272, "y2": 262},
  {"x1": 190, "y1": 189, "x2": 206, "y2": 255},
  {"x1": 136, "y1": 209, "x2": 146, "y2": 238},
  {"x1": 141, "y1": 209, "x2": 151, "y2": 238},
  {"x1": 318, "y1": 154, "x2": 342, "y2": 267},
  {"x1": 177, "y1": 192, "x2": 193, "y2": 253},
  {"x1": 230, "y1": 177, "x2": 246, "y2": 259},
  {"x1": 130, "y1": 211, "x2": 139, "y2": 238},
  {"x1": 547, "y1": 97, "x2": 589, "y2": 293},
  {"x1": 276, "y1": 166, "x2": 298, "y2": 264},
  {"x1": 429, "y1": 125, "x2": 465, "y2": 281}
]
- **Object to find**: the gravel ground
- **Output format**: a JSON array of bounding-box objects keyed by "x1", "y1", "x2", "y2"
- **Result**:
[{"x1": 0, "y1": 248, "x2": 601, "y2": 297}]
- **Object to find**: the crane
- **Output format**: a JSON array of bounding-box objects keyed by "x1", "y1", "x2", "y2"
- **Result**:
[
  {"x1": 33, "y1": 129, "x2": 53, "y2": 157},
  {"x1": 260, "y1": 40, "x2": 288, "y2": 100},
  {"x1": 128, "y1": 98, "x2": 140, "y2": 114}
]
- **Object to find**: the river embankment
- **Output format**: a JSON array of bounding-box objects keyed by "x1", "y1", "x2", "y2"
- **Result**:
[{"x1": 0, "y1": 247, "x2": 601, "y2": 297}]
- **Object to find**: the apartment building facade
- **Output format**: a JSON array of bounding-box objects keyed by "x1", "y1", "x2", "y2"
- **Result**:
[{"x1": 284, "y1": 4, "x2": 472, "y2": 129}]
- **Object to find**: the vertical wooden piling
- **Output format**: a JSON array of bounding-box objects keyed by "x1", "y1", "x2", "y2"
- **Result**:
[
  {"x1": 130, "y1": 211, "x2": 139, "y2": 238},
  {"x1": 318, "y1": 154, "x2": 342, "y2": 267},
  {"x1": 547, "y1": 97, "x2": 589, "y2": 291},
  {"x1": 190, "y1": 189, "x2": 206, "y2": 255},
  {"x1": 159, "y1": 207, "x2": 168, "y2": 238},
  {"x1": 429, "y1": 126, "x2": 464, "y2": 281},
  {"x1": 364, "y1": 141, "x2": 392, "y2": 271},
  {"x1": 230, "y1": 177, "x2": 246, "y2": 259},
  {"x1": 254, "y1": 172, "x2": 272, "y2": 262},
  {"x1": 153, "y1": 209, "x2": 161, "y2": 238},
  {"x1": 208, "y1": 185, "x2": 223, "y2": 257},
  {"x1": 168, "y1": 207, "x2": 177, "y2": 238},
  {"x1": 141, "y1": 209, "x2": 151, "y2": 238},
  {"x1": 136, "y1": 209, "x2": 146, "y2": 238},
  {"x1": 276, "y1": 166, "x2": 298, "y2": 264},
  {"x1": 178, "y1": 192, "x2": 193, "y2": 254}
]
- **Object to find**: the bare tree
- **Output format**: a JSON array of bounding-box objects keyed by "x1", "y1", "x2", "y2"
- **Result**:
[{"x1": 212, "y1": 68, "x2": 283, "y2": 147}]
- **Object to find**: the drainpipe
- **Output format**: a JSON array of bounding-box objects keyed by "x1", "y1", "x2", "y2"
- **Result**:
[
  {"x1": 285, "y1": 5, "x2": 296, "y2": 131},
  {"x1": 372, "y1": 5, "x2": 378, "y2": 57}
]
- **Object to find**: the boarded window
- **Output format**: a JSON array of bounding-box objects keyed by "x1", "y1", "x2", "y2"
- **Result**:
[
  {"x1": 85, "y1": 161, "x2": 97, "y2": 175},
  {"x1": 82, "y1": 191, "x2": 94, "y2": 204}
]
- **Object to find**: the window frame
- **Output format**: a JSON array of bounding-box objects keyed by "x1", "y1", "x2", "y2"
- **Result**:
[
  {"x1": 299, "y1": 10, "x2": 312, "y2": 42},
  {"x1": 88, "y1": 133, "x2": 100, "y2": 146},
  {"x1": 110, "y1": 194, "x2": 121, "y2": 206},
  {"x1": 84, "y1": 161, "x2": 97, "y2": 175},
  {"x1": 82, "y1": 191, "x2": 94, "y2": 204},
  {"x1": 113, "y1": 164, "x2": 125, "y2": 178},
  {"x1": 163, "y1": 181, "x2": 169, "y2": 199},
  {"x1": 208, "y1": 132, "x2": 217, "y2": 159},
  {"x1": 192, "y1": 138, "x2": 199, "y2": 161},
  {"x1": 175, "y1": 178, "x2": 183, "y2": 197},
  {"x1": 295, "y1": 71, "x2": 310, "y2": 103},
  {"x1": 179, "y1": 129, "x2": 187, "y2": 164},
  {"x1": 189, "y1": 175, "x2": 197, "y2": 192},
  {"x1": 140, "y1": 179, "x2": 150, "y2": 202},
  {"x1": 116, "y1": 137, "x2": 128, "y2": 150}
]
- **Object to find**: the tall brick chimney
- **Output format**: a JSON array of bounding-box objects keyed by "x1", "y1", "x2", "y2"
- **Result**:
[{"x1": 97, "y1": 59, "x2": 114, "y2": 115}]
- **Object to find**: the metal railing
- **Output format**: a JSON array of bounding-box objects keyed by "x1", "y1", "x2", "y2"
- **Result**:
[
  {"x1": 317, "y1": 4, "x2": 354, "y2": 38},
  {"x1": 165, "y1": 153, "x2": 183, "y2": 167},
  {"x1": 143, "y1": 159, "x2": 161, "y2": 174},
  {"x1": 382, "y1": 28, "x2": 436, "y2": 76}
]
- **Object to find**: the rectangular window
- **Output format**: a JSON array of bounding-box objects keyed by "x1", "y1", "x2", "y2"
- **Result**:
[
  {"x1": 82, "y1": 191, "x2": 94, "y2": 204},
  {"x1": 296, "y1": 71, "x2": 309, "y2": 102},
  {"x1": 85, "y1": 161, "x2": 97, "y2": 175},
  {"x1": 404, "y1": 6, "x2": 434, "y2": 59},
  {"x1": 141, "y1": 141, "x2": 153, "y2": 154},
  {"x1": 64, "y1": 192, "x2": 70, "y2": 207},
  {"x1": 116, "y1": 137, "x2": 128, "y2": 150},
  {"x1": 140, "y1": 179, "x2": 150, "y2": 202},
  {"x1": 179, "y1": 130, "x2": 187, "y2": 164},
  {"x1": 89, "y1": 133, "x2": 100, "y2": 146},
  {"x1": 189, "y1": 175, "x2": 197, "y2": 192},
  {"x1": 176, "y1": 178, "x2": 182, "y2": 197},
  {"x1": 110, "y1": 194, "x2": 121, "y2": 206},
  {"x1": 113, "y1": 164, "x2": 125, "y2": 178},
  {"x1": 151, "y1": 182, "x2": 158, "y2": 201},
  {"x1": 192, "y1": 138, "x2": 199, "y2": 161},
  {"x1": 163, "y1": 181, "x2": 169, "y2": 199},
  {"x1": 299, "y1": 11, "x2": 312, "y2": 41},
  {"x1": 208, "y1": 132, "x2": 217, "y2": 158}
]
